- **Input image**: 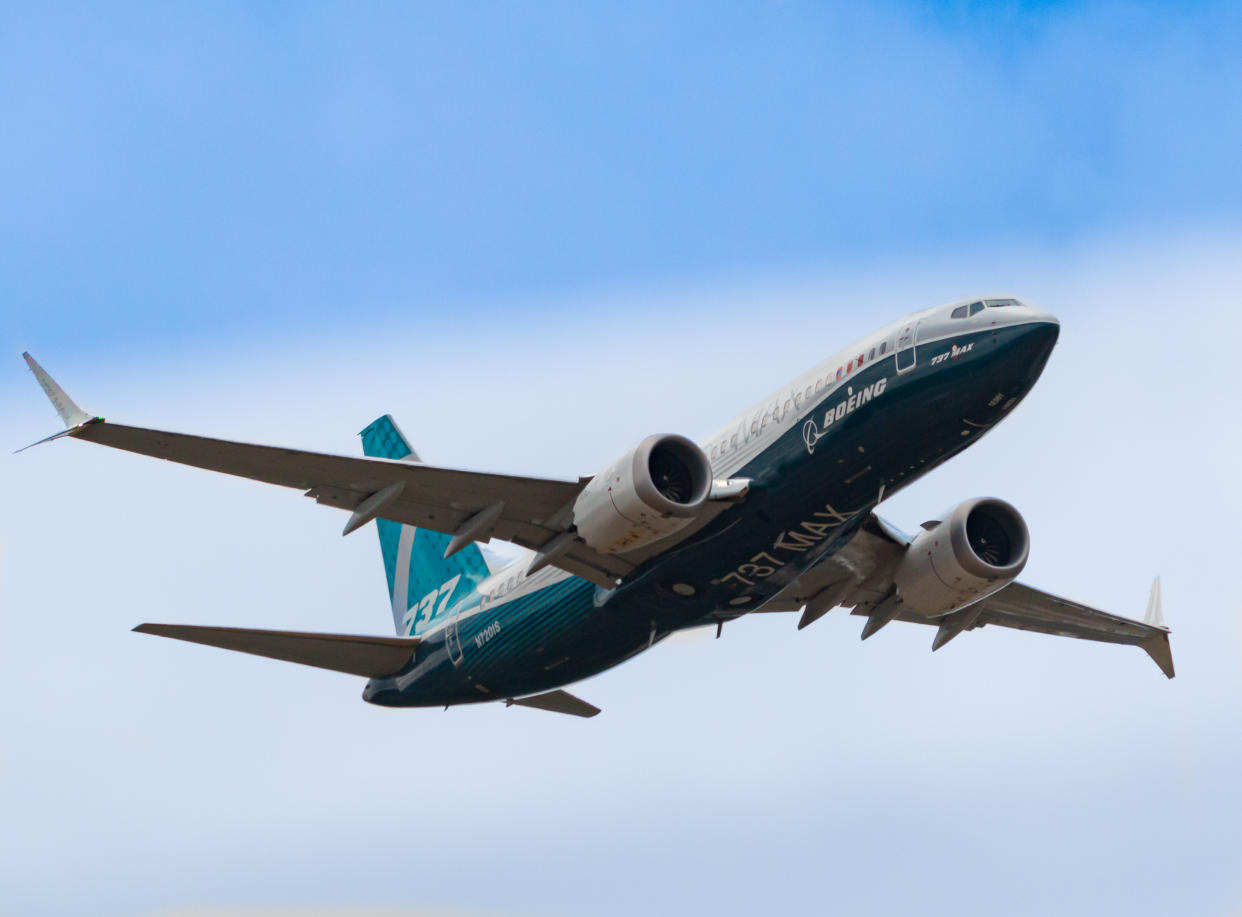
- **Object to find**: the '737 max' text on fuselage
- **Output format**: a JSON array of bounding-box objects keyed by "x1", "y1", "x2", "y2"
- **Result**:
[{"x1": 19, "y1": 295, "x2": 1173, "y2": 718}]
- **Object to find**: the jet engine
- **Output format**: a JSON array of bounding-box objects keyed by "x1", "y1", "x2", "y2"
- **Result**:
[
  {"x1": 893, "y1": 497, "x2": 1030, "y2": 617},
  {"x1": 573, "y1": 434, "x2": 713, "y2": 554}
]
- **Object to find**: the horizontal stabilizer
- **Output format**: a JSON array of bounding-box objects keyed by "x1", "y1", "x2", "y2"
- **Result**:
[
  {"x1": 134, "y1": 623, "x2": 420, "y2": 677},
  {"x1": 505, "y1": 689, "x2": 601, "y2": 718}
]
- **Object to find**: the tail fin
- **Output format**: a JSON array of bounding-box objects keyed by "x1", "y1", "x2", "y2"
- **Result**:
[{"x1": 360, "y1": 415, "x2": 489, "y2": 636}]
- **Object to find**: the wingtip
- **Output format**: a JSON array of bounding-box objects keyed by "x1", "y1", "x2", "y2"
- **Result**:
[
  {"x1": 1142, "y1": 632, "x2": 1175, "y2": 679},
  {"x1": 1144, "y1": 576, "x2": 1165, "y2": 629},
  {"x1": 22, "y1": 351, "x2": 93, "y2": 428}
]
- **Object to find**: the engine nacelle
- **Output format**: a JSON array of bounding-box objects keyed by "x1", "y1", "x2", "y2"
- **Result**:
[
  {"x1": 893, "y1": 497, "x2": 1030, "y2": 618},
  {"x1": 573, "y1": 434, "x2": 713, "y2": 555}
]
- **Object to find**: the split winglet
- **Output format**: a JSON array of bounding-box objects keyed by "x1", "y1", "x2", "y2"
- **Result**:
[
  {"x1": 1143, "y1": 577, "x2": 1165, "y2": 628},
  {"x1": 1140, "y1": 576, "x2": 1174, "y2": 678},
  {"x1": 17, "y1": 353, "x2": 104, "y2": 452}
]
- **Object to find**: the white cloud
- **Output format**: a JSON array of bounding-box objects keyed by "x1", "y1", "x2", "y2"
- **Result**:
[{"x1": 2, "y1": 228, "x2": 1241, "y2": 917}]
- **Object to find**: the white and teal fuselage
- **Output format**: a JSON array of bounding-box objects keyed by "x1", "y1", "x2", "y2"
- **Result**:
[{"x1": 363, "y1": 299, "x2": 1060, "y2": 708}]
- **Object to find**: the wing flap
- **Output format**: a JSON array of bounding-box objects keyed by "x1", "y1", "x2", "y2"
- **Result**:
[{"x1": 134, "y1": 623, "x2": 420, "y2": 677}]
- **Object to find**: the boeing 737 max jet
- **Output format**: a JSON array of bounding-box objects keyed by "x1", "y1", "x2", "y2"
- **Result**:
[{"x1": 20, "y1": 296, "x2": 1172, "y2": 717}]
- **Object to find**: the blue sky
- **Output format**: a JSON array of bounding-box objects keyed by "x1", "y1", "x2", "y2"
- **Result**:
[
  {"x1": 3, "y1": 1, "x2": 1241, "y2": 355},
  {"x1": 3, "y1": 4, "x2": 1242, "y2": 917}
]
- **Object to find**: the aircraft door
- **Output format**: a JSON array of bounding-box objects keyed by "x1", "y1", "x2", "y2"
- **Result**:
[
  {"x1": 895, "y1": 320, "x2": 920, "y2": 374},
  {"x1": 445, "y1": 611, "x2": 464, "y2": 666}
]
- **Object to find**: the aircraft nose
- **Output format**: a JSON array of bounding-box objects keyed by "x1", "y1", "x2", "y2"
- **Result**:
[
  {"x1": 1026, "y1": 305, "x2": 1060, "y2": 327},
  {"x1": 1016, "y1": 311, "x2": 1060, "y2": 366}
]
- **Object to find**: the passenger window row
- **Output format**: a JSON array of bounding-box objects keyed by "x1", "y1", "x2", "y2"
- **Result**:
[{"x1": 706, "y1": 336, "x2": 893, "y2": 463}]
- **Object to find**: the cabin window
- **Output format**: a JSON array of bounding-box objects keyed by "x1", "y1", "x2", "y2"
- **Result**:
[
  {"x1": 951, "y1": 305, "x2": 968, "y2": 319},
  {"x1": 879, "y1": 341, "x2": 887, "y2": 355},
  {"x1": 869, "y1": 347, "x2": 876, "y2": 360}
]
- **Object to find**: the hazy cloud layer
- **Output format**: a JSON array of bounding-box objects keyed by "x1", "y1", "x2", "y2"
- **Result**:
[
  {"x1": 3, "y1": 2, "x2": 1241, "y2": 355},
  {"x1": 3, "y1": 2, "x2": 1241, "y2": 914},
  {"x1": 3, "y1": 230, "x2": 1240, "y2": 916}
]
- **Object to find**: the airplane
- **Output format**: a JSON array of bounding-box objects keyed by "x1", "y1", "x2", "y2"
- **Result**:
[{"x1": 19, "y1": 295, "x2": 1172, "y2": 718}]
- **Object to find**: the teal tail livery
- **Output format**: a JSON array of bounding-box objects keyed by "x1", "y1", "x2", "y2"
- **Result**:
[
  {"x1": 360, "y1": 415, "x2": 489, "y2": 637},
  {"x1": 19, "y1": 296, "x2": 1175, "y2": 719}
]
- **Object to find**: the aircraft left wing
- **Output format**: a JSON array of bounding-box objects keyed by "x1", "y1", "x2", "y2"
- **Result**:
[
  {"x1": 19, "y1": 355, "x2": 635, "y2": 587},
  {"x1": 757, "y1": 513, "x2": 1174, "y2": 678},
  {"x1": 959, "y1": 580, "x2": 1173, "y2": 677}
]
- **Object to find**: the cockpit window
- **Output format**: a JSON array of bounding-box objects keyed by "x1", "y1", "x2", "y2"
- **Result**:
[
  {"x1": 985, "y1": 298, "x2": 1021, "y2": 308},
  {"x1": 969, "y1": 301, "x2": 984, "y2": 316},
  {"x1": 951, "y1": 305, "x2": 968, "y2": 319}
]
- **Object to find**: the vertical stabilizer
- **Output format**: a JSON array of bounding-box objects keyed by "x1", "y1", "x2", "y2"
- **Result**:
[{"x1": 360, "y1": 415, "x2": 488, "y2": 635}]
